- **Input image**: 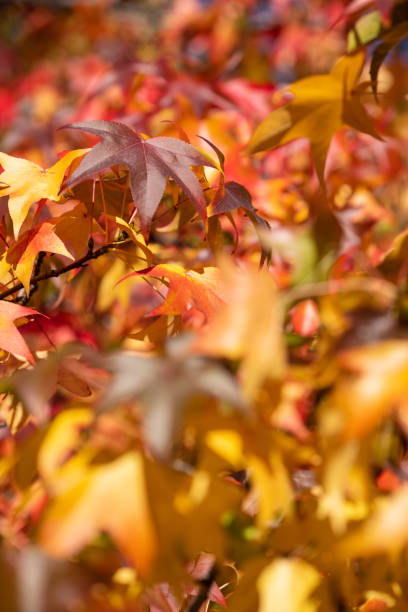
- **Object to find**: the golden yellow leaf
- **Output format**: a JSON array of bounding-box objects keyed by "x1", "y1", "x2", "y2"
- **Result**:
[
  {"x1": 327, "y1": 341, "x2": 408, "y2": 438},
  {"x1": 0, "y1": 148, "x2": 88, "y2": 237},
  {"x1": 38, "y1": 452, "x2": 157, "y2": 577},
  {"x1": 195, "y1": 258, "x2": 286, "y2": 399},
  {"x1": 337, "y1": 486, "x2": 408, "y2": 558},
  {"x1": 38, "y1": 408, "x2": 93, "y2": 493},
  {"x1": 257, "y1": 558, "x2": 320, "y2": 612},
  {"x1": 246, "y1": 51, "x2": 380, "y2": 184},
  {"x1": 317, "y1": 441, "x2": 369, "y2": 534},
  {"x1": 205, "y1": 429, "x2": 293, "y2": 528},
  {"x1": 248, "y1": 451, "x2": 293, "y2": 529}
]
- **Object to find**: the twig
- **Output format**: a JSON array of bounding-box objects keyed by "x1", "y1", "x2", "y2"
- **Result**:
[
  {"x1": 0, "y1": 240, "x2": 128, "y2": 303},
  {"x1": 186, "y1": 564, "x2": 217, "y2": 612}
]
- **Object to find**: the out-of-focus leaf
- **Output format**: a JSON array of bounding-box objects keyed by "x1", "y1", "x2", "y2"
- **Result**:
[
  {"x1": 257, "y1": 558, "x2": 320, "y2": 612},
  {"x1": 348, "y1": 11, "x2": 382, "y2": 52},
  {"x1": 38, "y1": 452, "x2": 157, "y2": 577},
  {"x1": 209, "y1": 182, "x2": 269, "y2": 264},
  {"x1": 98, "y1": 342, "x2": 245, "y2": 458},
  {"x1": 337, "y1": 485, "x2": 408, "y2": 558},
  {"x1": 359, "y1": 590, "x2": 396, "y2": 610},
  {"x1": 246, "y1": 51, "x2": 380, "y2": 184},
  {"x1": 317, "y1": 441, "x2": 369, "y2": 533},
  {"x1": 370, "y1": 0, "x2": 408, "y2": 97},
  {"x1": 0, "y1": 149, "x2": 88, "y2": 237},
  {"x1": 324, "y1": 341, "x2": 408, "y2": 438},
  {"x1": 53, "y1": 202, "x2": 103, "y2": 260},
  {"x1": 290, "y1": 300, "x2": 320, "y2": 337},
  {"x1": 378, "y1": 226, "x2": 408, "y2": 281},
  {"x1": 206, "y1": 429, "x2": 293, "y2": 527},
  {"x1": 0, "y1": 301, "x2": 42, "y2": 365},
  {"x1": 38, "y1": 408, "x2": 93, "y2": 493},
  {"x1": 195, "y1": 258, "x2": 286, "y2": 399},
  {"x1": 62, "y1": 121, "x2": 216, "y2": 238}
]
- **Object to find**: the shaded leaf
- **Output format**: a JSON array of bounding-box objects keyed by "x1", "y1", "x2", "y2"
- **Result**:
[
  {"x1": 370, "y1": 0, "x2": 408, "y2": 97},
  {"x1": 98, "y1": 342, "x2": 246, "y2": 458}
]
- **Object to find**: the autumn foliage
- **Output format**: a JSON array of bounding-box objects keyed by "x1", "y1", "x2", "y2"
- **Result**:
[{"x1": 1, "y1": 0, "x2": 408, "y2": 610}]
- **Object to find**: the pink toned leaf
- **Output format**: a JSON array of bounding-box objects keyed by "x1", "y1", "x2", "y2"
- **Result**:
[{"x1": 62, "y1": 120, "x2": 216, "y2": 238}]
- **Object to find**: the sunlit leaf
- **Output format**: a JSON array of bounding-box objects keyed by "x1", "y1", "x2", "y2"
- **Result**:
[
  {"x1": 38, "y1": 452, "x2": 157, "y2": 577},
  {"x1": 0, "y1": 149, "x2": 88, "y2": 237},
  {"x1": 257, "y1": 558, "x2": 320, "y2": 612},
  {"x1": 246, "y1": 51, "x2": 380, "y2": 184},
  {"x1": 195, "y1": 258, "x2": 286, "y2": 399}
]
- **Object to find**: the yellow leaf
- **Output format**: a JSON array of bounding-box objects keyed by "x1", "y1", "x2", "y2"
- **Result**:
[
  {"x1": 250, "y1": 452, "x2": 293, "y2": 528},
  {"x1": 246, "y1": 51, "x2": 380, "y2": 184},
  {"x1": 337, "y1": 486, "x2": 408, "y2": 559},
  {"x1": 326, "y1": 341, "x2": 408, "y2": 438},
  {"x1": 38, "y1": 408, "x2": 93, "y2": 493},
  {"x1": 0, "y1": 149, "x2": 88, "y2": 237},
  {"x1": 195, "y1": 257, "x2": 285, "y2": 399},
  {"x1": 205, "y1": 429, "x2": 243, "y2": 468},
  {"x1": 257, "y1": 558, "x2": 320, "y2": 612},
  {"x1": 38, "y1": 452, "x2": 157, "y2": 577},
  {"x1": 317, "y1": 441, "x2": 369, "y2": 534}
]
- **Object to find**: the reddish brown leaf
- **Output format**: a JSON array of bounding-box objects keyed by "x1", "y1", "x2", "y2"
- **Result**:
[{"x1": 62, "y1": 120, "x2": 216, "y2": 237}]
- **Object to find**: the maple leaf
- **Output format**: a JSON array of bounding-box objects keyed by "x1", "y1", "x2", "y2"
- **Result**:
[
  {"x1": 38, "y1": 452, "x2": 157, "y2": 577},
  {"x1": 337, "y1": 485, "x2": 408, "y2": 559},
  {"x1": 0, "y1": 301, "x2": 42, "y2": 364},
  {"x1": 61, "y1": 120, "x2": 217, "y2": 237},
  {"x1": 6, "y1": 221, "x2": 74, "y2": 294},
  {"x1": 195, "y1": 258, "x2": 286, "y2": 399},
  {"x1": 120, "y1": 263, "x2": 224, "y2": 320},
  {"x1": 0, "y1": 149, "x2": 88, "y2": 238},
  {"x1": 257, "y1": 559, "x2": 320, "y2": 612},
  {"x1": 246, "y1": 50, "x2": 380, "y2": 184}
]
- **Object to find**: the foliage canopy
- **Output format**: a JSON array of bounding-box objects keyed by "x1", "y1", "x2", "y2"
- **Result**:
[{"x1": 0, "y1": 1, "x2": 408, "y2": 610}]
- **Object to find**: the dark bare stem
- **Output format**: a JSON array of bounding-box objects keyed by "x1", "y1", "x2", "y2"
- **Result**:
[
  {"x1": 0, "y1": 240, "x2": 128, "y2": 303},
  {"x1": 185, "y1": 564, "x2": 217, "y2": 612}
]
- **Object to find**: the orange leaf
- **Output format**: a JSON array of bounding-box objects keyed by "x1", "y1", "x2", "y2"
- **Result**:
[
  {"x1": 120, "y1": 263, "x2": 224, "y2": 320},
  {"x1": 290, "y1": 299, "x2": 320, "y2": 337},
  {"x1": 0, "y1": 301, "x2": 42, "y2": 364},
  {"x1": 6, "y1": 221, "x2": 74, "y2": 294}
]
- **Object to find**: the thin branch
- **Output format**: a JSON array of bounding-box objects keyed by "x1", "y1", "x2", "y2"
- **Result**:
[
  {"x1": 186, "y1": 564, "x2": 217, "y2": 612},
  {"x1": 0, "y1": 240, "x2": 128, "y2": 303}
]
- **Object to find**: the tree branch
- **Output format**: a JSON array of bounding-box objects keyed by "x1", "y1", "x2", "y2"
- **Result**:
[
  {"x1": 186, "y1": 564, "x2": 217, "y2": 612},
  {"x1": 0, "y1": 241, "x2": 125, "y2": 303}
]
